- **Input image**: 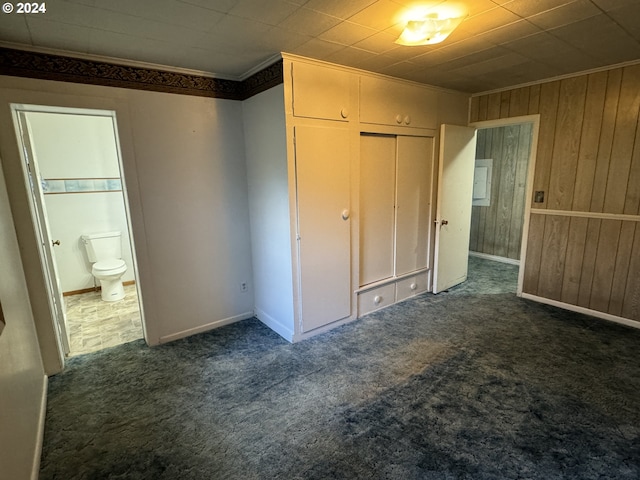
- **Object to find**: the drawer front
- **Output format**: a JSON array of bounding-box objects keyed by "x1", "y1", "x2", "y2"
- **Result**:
[
  {"x1": 358, "y1": 283, "x2": 395, "y2": 316},
  {"x1": 396, "y1": 272, "x2": 429, "y2": 302}
]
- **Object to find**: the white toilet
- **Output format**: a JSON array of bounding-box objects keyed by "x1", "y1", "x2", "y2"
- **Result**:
[{"x1": 81, "y1": 231, "x2": 127, "y2": 302}]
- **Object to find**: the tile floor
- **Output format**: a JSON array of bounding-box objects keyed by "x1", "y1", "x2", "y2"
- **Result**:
[{"x1": 65, "y1": 284, "x2": 143, "y2": 357}]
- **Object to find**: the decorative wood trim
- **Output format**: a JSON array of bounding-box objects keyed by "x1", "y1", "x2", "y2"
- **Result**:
[
  {"x1": 240, "y1": 60, "x2": 284, "y2": 99},
  {"x1": 0, "y1": 47, "x2": 283, "y2": 100},
  {"x1": 531, "y1": 208, "x2": 640, "y2": 222}
]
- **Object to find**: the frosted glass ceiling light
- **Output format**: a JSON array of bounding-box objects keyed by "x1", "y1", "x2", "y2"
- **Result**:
[{"x1": 395, "y1": 4, "x2": 467, "y2": 46}]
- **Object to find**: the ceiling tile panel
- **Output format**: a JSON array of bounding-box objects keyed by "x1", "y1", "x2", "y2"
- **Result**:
[
  {"x1": 259, "y1": 27, "x2": 312, "y2": 52},
  {"x1": 318, "y1": 21, "x2": 377, "y2": 46},
  {"x1": 474, "y1": 19, "x2": 542, "y2": 45},
  {"x1": 346, "y1": 0, "x2": 405, "y2": 30},
  {"x1": 303, "y1": 0, "x2": 377, "y2": 19},
  {"x1": 500, "y1": 0, "x2": 577, "y2": 18},
  {"x1": 0, "y1": 13, "x2": 32, "y2": 44},
  {"x1": 456, "y1": 7, "x2": 522, "y2": 36},
  {"x1": 91, "y1": 0, "x2": 225, "y2": 32},
  {"x1": 277, "y1": 7, "x2": 342, "y2": 35},
  {"x1": 550, "y1": 14, "x2": 640, "y2": 63},
  {"x1": 26, "y1": 17, "x2": 91, "y2": 52},
  {"x1": 449, "y1": 52, "x2": 530, "y2": 77},
  {"x1": 292, "y1": 37, "x2": 346, "y2": 59},
  {"x1": 606, "y1": 5, "x2": 640, "y2": 42},
  {"x1": 325, "y1": 46, "x2": 377, "y2": 69},
  {"x1": 352, "y1": 30, "x2": 398, "y2": 54},
  {"x1": 589, "y1": 0, "x2": 638, "y2": 11},
  {"x1": 228, "y1": 0, "x2": 301, "y2": 26},
  {"x1": 378, "y1": 60, "x2": 421, "y2": 77},
  {"x1": 176, "y1": 0, "x2": 239, "y2": 14},
  {"x1": 526, "y1": 0, "x2": 601, "y2": 29}
]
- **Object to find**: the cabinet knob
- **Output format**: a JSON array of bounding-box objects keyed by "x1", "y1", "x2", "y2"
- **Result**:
[
  {"x1": 340, "y1": 108, "x2": 349, "y2": 119},
  {"x1": 410, "y1": 283, "x2": 417, "y2": 290},
  {"x1": 404, "y1": 115, "x2": 411, "y2": 125},
  {"x1": 341, "y1": 209, "x2": 350, "y2": 220},
  {"x1": 395, "y1": 114, "x2": 403, "y2": 124},
  {"x1": 374, "y1": 295, "x2": 382, "y2": 305}
]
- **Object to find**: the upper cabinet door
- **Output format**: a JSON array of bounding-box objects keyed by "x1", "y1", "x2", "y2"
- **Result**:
[
  {"x1": 360, "y1": 76, "x2": 437, "y2": 129},
  {"x1": 292, "y1": 62, "x2": 352, "y2": 122},
  {"x1": 395, "y1": 135, "x2": 435, "y2": 276}
]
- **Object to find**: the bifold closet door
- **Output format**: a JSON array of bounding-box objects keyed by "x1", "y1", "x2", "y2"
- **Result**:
[
  {"x1": 395, "y1": 136, "x2": 434, "y2": 276},
  {"x1": 295, "y1": 125, "x2": 351, "y2": 332},
  {"x1": 359, "y1": 134, "x2": 396, "y2": 286}
]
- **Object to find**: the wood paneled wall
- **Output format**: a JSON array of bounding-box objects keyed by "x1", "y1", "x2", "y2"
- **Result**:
[
  {"x1": 471, "y1": 64, "x2": 640, "y2": 322},
  {"x1": 470, "y1": 124, "x2": 532, "y2": 260}
]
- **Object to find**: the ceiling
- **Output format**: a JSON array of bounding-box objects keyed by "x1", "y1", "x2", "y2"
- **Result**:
[{"x1": 1, "y1": 0, "x2": 639, "y2": 93}]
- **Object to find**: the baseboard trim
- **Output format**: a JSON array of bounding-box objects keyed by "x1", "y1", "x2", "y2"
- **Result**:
[
  {"x1": 158, "y1": 311, "x2": 254, "y2": 344},
  {"x1": 520, "y1": 293, "x2": 640, "y2": 330},
  {"x1": 63, "y1": 280, "x2": 135, "y2": 297},
  {"x1": 32, "y1": 374, "x2": 47, "y2": 480},
  {"x1": 254, "y1": 308, "x2": 294, "y2": 343},
  {"x1": 469, "y1": 251, "x2": 520, "y2": 266}
]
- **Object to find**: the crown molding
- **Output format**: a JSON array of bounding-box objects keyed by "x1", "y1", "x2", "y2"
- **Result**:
[{"x1": 0, "y1": 46, "x2": 283, "y2": 101}]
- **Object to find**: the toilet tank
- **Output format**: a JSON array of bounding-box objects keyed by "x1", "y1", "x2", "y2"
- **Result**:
[{"x1": 81, "y1": 231, "x2": 122, "y2": 262}]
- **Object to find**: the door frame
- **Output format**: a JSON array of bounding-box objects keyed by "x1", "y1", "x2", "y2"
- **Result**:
[
  {"x1": 468, "y1": 114, "x2": 540, "y2": 296},
  {"x1": 10, "y1": 103, "x2": 147, "y2": 362},
  {"x1": 12, "y1": 108, "x2": 71, "y2": 354}
]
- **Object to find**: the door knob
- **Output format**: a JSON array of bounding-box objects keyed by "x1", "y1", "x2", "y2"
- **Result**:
[
  {"x1": 341, "y1": 209, "x2": 350, "y2": 220},
  {"x1": 52, "y1": 240, "x2": 61, "y2": 246},
  {"x1": 441, "y1": 220, "x2": 449, "y2": 226}
]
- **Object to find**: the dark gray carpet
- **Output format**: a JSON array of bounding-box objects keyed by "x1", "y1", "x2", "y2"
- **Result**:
[{"x1": 40, "y1": 257, "x2": 640, "y2": 479}]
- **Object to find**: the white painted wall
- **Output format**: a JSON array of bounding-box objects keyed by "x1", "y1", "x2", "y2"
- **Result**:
[
  {"x1": 242, "y1": 85, "x2": 295, "y2": 340},
  {"x1": 0, "y1": 75, "x2": 255, "y2": 360},
  {"x1": 26, "y1": 112, "x2": 135, "y2": 293},
  {"x1": 0, "y1": 160, "x2": 47, "y2": 480},
  {"x1": 126, "y1": 90, "x2": 255, "y2": 343}
]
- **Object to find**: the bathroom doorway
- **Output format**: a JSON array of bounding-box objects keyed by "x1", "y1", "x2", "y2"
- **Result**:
[{"x1": 12, "y1": 104, "x2": 145, "y2": 357}]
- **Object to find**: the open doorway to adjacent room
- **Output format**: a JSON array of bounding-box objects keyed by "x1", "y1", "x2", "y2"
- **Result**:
[
  {"x1": 12, "y1": 104, "x2": 146, "y2": 357},
  {"x1": 468, "y1": 116, "x2": 540, "y2": 294}
]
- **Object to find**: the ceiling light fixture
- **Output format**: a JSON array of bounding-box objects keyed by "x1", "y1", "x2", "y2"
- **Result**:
[{"x1": 395, "y1": 3, "x2": 468, "y2": 46}]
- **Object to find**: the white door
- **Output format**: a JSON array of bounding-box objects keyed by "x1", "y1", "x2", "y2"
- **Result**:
[
  {"x1": 295, "y1": 125, "x2": 351, "y2": 332},
  {"x1": 433, "y1": 124, "x2": 477, "y2": 293},
  {"x1": 15, "y1": 111, "x2": 71, "y2": 354}
]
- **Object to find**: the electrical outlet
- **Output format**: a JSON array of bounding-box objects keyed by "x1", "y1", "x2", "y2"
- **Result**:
[{"x1": 240, "y1": 281, "x2": 248, "y2": 292}]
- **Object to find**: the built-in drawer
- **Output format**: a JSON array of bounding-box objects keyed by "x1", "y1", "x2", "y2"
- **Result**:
[
  {"x1": 358, "y1": 283, "x2": 395, "y2": 316},
  {"x1": 396, "y1": 271, "x2": 429, "y2": 302}
]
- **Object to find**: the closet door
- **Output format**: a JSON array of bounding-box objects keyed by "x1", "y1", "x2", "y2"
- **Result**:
[
  {"x1": 295, "y1": 125, "x2": 351, "y2": 332},
  {"x1": 395, "y1": 136, "x2": 435, "y2": 276},
  {"x1": 359, "y1": 134, "x2": 396, "y2": 286}
]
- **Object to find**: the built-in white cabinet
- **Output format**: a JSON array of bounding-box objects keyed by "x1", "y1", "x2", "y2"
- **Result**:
[
  {"x1": 360, "y1": 75, "x2": 438, "y2": 129},
  {"x1": 247, "y1": 54, "x2": 468, "y2": 342}
]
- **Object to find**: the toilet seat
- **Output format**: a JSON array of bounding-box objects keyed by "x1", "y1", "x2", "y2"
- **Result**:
[{"x1": 92, "y1": 258, "x2": 127, "y2": 275}]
